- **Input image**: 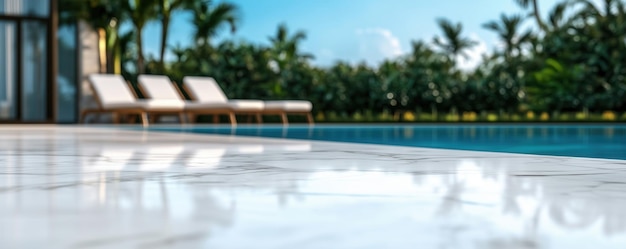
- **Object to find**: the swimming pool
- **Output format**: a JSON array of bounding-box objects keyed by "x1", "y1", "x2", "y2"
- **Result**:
[{"x1": 146, "y1": 124, "x2": 626, "y2": 160}]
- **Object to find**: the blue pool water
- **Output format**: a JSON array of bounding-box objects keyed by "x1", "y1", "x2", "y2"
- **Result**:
[{"x1": 146, "y1": 124, "x2": 626, "y2": 160}]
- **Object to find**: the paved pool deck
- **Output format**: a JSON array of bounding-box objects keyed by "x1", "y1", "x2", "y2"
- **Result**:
[{"x1": 1, "y1": 126, "x2": 626, "y2": 249}]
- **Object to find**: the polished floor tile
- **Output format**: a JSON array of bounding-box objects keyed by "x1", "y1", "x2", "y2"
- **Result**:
[{"x1": 1, "y1": 126, "x2": 626, "y2": 249}]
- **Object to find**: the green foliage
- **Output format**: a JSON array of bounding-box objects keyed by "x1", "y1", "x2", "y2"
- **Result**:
[
  {"x1": 528, "y1": 59, "x2": 585, "y2": 111},
  {"x1": 433, "y1": 18, "x2": 477, "y2": 62},
  {"x1": 191, "y1": 0, "x2": 239, "y2": 46}
]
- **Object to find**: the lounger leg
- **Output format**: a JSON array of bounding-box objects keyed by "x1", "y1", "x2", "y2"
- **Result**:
[
  {"x1": 256, "y1": 114, "x2": 263, "y2": 124},
  {"x1": 306, "y1": 113, "x2": 314, "y2": 124},
  {"x1": 187, "y1": 114, "x2": 196, "y2": 123},
  {"x1": 140, "y1": 112, "x2": 149, "y2": 127},
  {"x1": 79, "y1": 111, "x2": 89, "y2": 124},
  {"x1": 280, "y1": 113, "x2": 288, "y2": 125},
  {"x1": 112, "y1": 113, "x2": 120, "y2": 124},
  {"x1": 228, "y1": 113, "x2": 237, "y2": 126}
]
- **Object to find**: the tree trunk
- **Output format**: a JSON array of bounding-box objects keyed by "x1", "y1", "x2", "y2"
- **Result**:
[
  {"x1": 106, "y1": 41, "x2": 113, "y2": 73},
  {"x1": 97, "y1": 28, "x2": 107, "y2": 73},
  {"x1": 532, "y1": 0, "x2": 548, "y2": 32},
  {"x1": 136, "y1": 26, "x2": 144, "y2": 75},
  {"x1": 113, "y1": 39, "x2": 122, "y2": 74},
  {"x1": 159, "y1": 15, "x2": 170, "y2": 73},
  {"x1": 110, "y1": 26, "x2": 122, "y2": 74},
  {"x1": 105, "y1": 28, "x2": 117, "y2": 74}
]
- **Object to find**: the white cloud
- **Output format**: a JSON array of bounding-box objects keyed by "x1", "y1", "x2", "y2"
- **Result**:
[
  {"x1": 455, "y1": 34, "x2": 488, "y2": 72},
  {"x1": 354, "y1": 28, "x2": 405, "y2": 66},
  {"x1": 314, "y1": 30, "x2": 488, "y2": 69}
]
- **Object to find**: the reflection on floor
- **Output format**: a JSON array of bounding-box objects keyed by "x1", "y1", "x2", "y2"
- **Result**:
[{"x1": 1, "y1": 126, "x2": 626, "y2": 249}]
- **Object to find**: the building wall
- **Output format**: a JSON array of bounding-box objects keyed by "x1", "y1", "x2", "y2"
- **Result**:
[{"x1": 77, "y1": 20, "x2": 100, "y2": 122}]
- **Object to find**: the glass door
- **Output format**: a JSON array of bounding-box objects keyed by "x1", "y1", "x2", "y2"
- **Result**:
[
  {"x1": 0, "y1": 20, "x2": 17, "y2": 121},
  {"x1": 0, "y1": 0, "x2": 54, "y2": 123},
  {"x1": 21, "y1": 20, "x2": 48, "y2": 121}
]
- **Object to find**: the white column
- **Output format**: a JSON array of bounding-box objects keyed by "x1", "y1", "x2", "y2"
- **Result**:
[{"x1": 78, "y1": 20, "x2": 102, "y2": 120}]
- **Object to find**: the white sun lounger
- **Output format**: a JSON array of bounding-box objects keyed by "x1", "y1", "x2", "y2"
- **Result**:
[
  {"x1": 80, "y1": 74, "x2": 185, "y2": 126},
  {"x1": 182, "y1": 76, "x2": 265, "y2": 123},
  {"x1": 137, "y1": 75, "x2": 237, "y2": 125},
  {"x1": 183, "y1": 76, "x2": 314, "y2": 124}
]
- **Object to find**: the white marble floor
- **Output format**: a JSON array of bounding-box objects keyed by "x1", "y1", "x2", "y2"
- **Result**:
[{"x1": 1, "y1": 126, "x2": 626, "y2": 249}]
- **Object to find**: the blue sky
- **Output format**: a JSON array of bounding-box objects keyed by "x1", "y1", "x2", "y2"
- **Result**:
[{"x1": 140, "y1": 0, "x2": 576, "y2": 69}]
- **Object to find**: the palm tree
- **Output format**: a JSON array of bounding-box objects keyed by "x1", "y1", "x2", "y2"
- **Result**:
[
  {"x1": 157, "y1": 0, "x2": 195, "y2": 72},
  {"x1": 482, "y1": 14, "x2": 532, "y2": 59},
  {"x1": 514, "y1": 0, "x2": 548, "y2": 32},
  {"x1": 572, "y1": 0, "x2": 626, "y2": 25},
  {"x1": 170, "y1": 43, "x2": 187, "y2": 64},
  {"x1": 266, "y1": 24, "x2": 314, "y2": 98},
  {"x1": 128, "y1": 0, "x2": 159, "y2": 75},
  {"x1": 191, "y1": 0, "x2": 239, "y2": 47},
  {"x1": 546, "y1": 1, "x2": 572, "y2": 31},
  {"x1": 433, "y1": 18, "x2": 477, "y2": 63},
  {"x1": 268, "y1": 23, "x2": 313, "y2": 63}
]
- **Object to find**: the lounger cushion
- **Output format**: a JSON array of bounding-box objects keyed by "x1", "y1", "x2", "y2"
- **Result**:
[
  {"x1": 140, "y1": 100, "x2": 185, "y2": 110},
  {"x1": 100, "y1": 102, "x2": 146, "y2": 110},
  {"x1": 92, "y1": 100, "x2": 184, "y2": 111},
  {"x1": 138, "y1": 75, "x2": 183, "y2": 100},
  {"x1": 264, "y1": 100, "x2": 312, "y2": 112},
  {"x1": 229, "y1": 100, "x2": 265, "y2": 111},
  {"x1": 184, "y1": 102, "x2": 232, "y2": 110},
  {"x1": 89, "y1": 74, "x2": 137, "y2": 109},
  {"x1": 183, "y1": 77, "x2": 229, "y2": 103}
]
